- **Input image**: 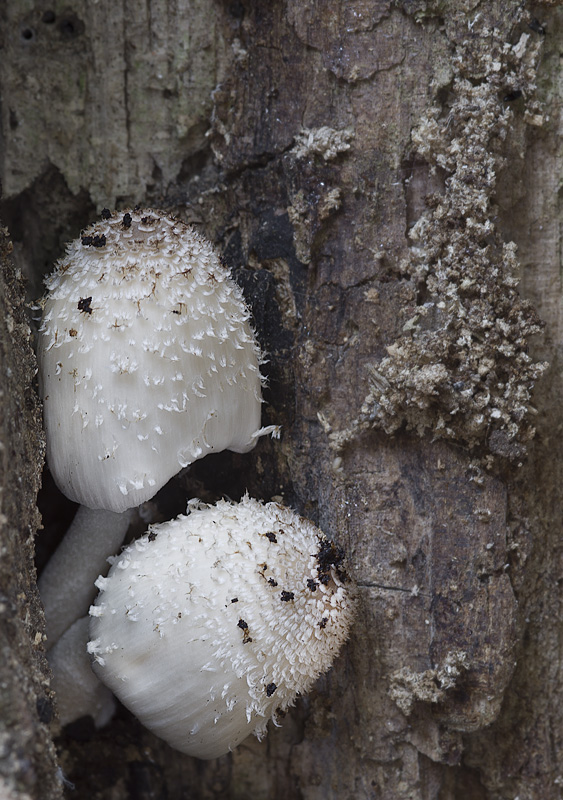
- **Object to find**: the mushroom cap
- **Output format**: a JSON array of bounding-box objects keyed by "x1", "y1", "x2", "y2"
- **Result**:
[
  {"x1": 37, "y1": 210, "x2": 264, "y2": 511},
  {"x1": 88, "y1": 495, "x2": 353, "y2": 759}
]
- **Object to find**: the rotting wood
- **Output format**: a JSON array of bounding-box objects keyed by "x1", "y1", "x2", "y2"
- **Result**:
[{"x1": 0, "y1": 1, "x2": 561, "y2": 798}]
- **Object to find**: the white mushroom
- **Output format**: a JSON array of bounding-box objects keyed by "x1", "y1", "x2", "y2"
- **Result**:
[
  {"x1": 88, "y1": 495, "x2": 353, "y2": 759},
  {"x1": 37, "y1": 209, "x2": 275, "y2": 645}
]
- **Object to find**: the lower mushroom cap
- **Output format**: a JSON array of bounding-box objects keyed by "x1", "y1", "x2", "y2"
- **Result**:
[{"x1": 88, "y1": 496, "x2": 353, "y2": 759}]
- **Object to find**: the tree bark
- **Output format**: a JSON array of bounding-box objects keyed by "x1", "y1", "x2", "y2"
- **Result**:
[
  {"x1": 0, "y1": 226, "x2": 62, "y2": 799},
  {"x1": 0, "y1": 1, "x2": 561, "y2": 798}
]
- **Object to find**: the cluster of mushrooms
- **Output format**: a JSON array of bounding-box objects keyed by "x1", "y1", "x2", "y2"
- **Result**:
[{"x1": 36, "y1": 208, "x2": 353, "y2": 759}]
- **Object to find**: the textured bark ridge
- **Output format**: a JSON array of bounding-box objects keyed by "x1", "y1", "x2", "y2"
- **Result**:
[
  {"x1": 0, "y1": 225, "x2": 61, "y2": 799},
  {"x1": 0, "y1": 1, "x2": 561, "y2": 799}
]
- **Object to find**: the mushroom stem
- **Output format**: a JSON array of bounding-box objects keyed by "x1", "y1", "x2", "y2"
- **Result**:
[
  {"x1": 39, "y1": 506, "x2": 133, "y2": 646},
  {"x1": 48, "y1": 616, "x2": 116, "y2": 728}
]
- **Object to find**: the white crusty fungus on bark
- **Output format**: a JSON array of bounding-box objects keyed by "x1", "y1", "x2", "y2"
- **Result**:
[
  {"x1": 88, "y1": 495, "x2": 353, "y2": 759},
  {"x1": 349, "y1": 29, "x2": 547, "y2": 462}
]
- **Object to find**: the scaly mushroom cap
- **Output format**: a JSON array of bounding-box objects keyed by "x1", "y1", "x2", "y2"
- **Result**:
[
  {"x1": 88, "y1": 496, "x2": 353, "y2": 759},
  {"x1": 37, "y1": 209, "x2": 264, "y2": 511}
]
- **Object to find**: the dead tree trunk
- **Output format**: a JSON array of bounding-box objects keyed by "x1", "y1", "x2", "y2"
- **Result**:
[
  {"x1": 0, "y1": 227, "x2": 61, "y2": 798},
  {"x1": 0, "y1": 1, "x2": 561, "y2": 798}
]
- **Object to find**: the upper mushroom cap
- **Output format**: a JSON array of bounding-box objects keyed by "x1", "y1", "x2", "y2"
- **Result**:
[
  {"x1": 37, "y1": 209, "x2": 264, "y2": 512},
  {"x1": 88, "y1": 495, "x2": 353, "y2": 759}
]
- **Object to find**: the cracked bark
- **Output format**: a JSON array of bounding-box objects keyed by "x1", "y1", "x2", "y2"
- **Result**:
[
  {"x1": 0, "y1": 224, "x2": 61, "y2": 799},
  {"x1": 0, "y1": 1, "x2": 561, "y2": 798}
]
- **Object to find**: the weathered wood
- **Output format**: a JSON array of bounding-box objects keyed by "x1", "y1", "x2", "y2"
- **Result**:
[
  {"x1": 0, "y1": 1, "x2": 561, "y2": 798},
  {"x1": 0, "y1": 224, "x2": 62, "y2": 799}
]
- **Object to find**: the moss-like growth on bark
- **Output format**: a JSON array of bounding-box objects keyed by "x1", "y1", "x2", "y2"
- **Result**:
[{"x1": 366, "y1": 23, "x2": 547, "y2": 461}]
